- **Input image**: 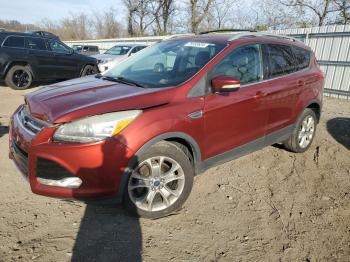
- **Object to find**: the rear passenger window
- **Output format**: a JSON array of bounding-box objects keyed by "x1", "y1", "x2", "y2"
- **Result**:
[
  {"x1": 265, "y1": 44, "x2": 295, "y2": 78},
  {"x1": 2, "y1": 36, "x2": 25, "y2": 48},
  {"x1": 292, "y1": 46, "x2": 310, "y2": 70},
  {"x1": 211, "y1": 44, "x2": 262, "y2": 85},
  {"x1": 25, "y1": 37, "x2": 47, "y2": 50}
]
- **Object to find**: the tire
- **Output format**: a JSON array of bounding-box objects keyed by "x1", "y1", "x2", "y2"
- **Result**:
[
  {"x1": 81, "y1": 65, "x2": 98, "y2": 76},
  {"x1": 124, "y1": 141, "x2": 194, "y2": 219},
  {"x1": 5, "y1": 65, "x2": 33, "y2": 90},
  {"x1": 283, "y1": 108, "x2": 317, "y2": 153}
]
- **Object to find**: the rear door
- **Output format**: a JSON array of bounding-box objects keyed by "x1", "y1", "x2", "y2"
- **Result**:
[
  {"x1": 262, "y1": 44, "x2": 301, "y2": 134},
  {"x1": 203, "y1": 44, "x2": 270, "y2": 159},
  {"x1": 47, "y1": 39, "x2": 79, "y2": 79},
  {"x1": 25, "y1": 37, "x2": 56, "y2": 79}
]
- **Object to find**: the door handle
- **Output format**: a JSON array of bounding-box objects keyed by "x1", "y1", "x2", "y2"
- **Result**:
[
  {"x1": 253, "y1": 91, "x2": 267, "y2": 99},
  {"x1": 188, "y1": 111, "x2": 203, "y2": 119}
]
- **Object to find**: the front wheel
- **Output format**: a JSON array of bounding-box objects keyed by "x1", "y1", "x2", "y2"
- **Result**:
[
  {"x1": 81, "y1": 65, "x2": 98, "y2": 76},
  {"x1": 283, "y1": 108, "x2": 317, "y2": 153},
  {"x1": 124, "y1": 141, "x2": 194, "y2": 219}
]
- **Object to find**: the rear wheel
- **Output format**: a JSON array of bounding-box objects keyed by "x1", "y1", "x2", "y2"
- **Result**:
[
  {"x1": 283, "y1": 108, "x2": 317, "y2": 153},
  {"x1": 5, "y1": 65, "x2": 33, "y2": 90},
  {"x1": 124, "y1": 141, "x2": 194, "y2": 219},
  {"x1": 81, "y1": 65, "x2": 98, "y2": 76}
]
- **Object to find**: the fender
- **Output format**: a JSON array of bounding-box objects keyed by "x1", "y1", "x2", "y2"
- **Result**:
[
  {"x1": 4, "y1": 61, "x2": 35, "y2": 78},
  {"x1": 293, "y1": 96, "x2": 322, "y2": 123},
  {"x1": 85, "y1": 132, "x2": 203, "y2": 205}
]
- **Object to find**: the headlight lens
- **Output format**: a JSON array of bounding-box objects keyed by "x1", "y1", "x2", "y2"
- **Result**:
[
  {"x1": 53, "y1": 110, "x2": 141, "y2": 143},
  {"x1": 98, "y1": 58, "x2": 113, "y2": 64}
]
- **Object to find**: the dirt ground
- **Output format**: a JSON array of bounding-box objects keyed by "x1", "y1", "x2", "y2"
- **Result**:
[{"x1": 0, "y1": 85, "x2": 349, "y2": 262}]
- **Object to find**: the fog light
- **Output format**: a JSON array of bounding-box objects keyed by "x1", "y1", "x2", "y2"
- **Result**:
[{"x1": 37, "y1": 177, "x2": 82, "y2": 188}]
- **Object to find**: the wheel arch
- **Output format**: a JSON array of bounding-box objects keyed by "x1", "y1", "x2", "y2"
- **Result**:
[
  {"x1": 116, "y1": 132, "x2": 202, "y2": 202},
  {"x1": 5, "y1": 61, "x2": 33, "y2": 77},
  {"x1": 79, "y1": 63, "x2": 97, "y2": 76},
  {"x1": 304, "y1": 100, "x2": 322, "y2": 123}
]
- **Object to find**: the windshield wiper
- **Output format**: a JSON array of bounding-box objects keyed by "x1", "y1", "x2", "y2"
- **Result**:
[{"x1": 100, "y1": 75, "x2": 144, "y2": 88}]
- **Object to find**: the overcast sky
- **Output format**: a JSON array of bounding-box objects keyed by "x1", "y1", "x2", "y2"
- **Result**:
[{"x1": 0, "y1": 0, "x2": 124, "y2": 24}]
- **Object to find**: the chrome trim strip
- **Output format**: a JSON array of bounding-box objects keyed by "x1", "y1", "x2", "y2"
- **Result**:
[{"x1": 15, "y1": 111, "x2": 36, "y2": 136}]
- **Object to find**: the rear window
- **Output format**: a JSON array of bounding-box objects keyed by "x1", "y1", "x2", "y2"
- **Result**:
[
  {"x1": 292, "y1": 46, "x2": 310, "y2": 71},
  {"x1": 25, "y1": 37, "x2": 47, "y2": 50},
  {"x1": 265, "y1": 44, "x2": 295, "y2": 78},
  {"x1": 2, "y1": 36, "x2": 25, "y2": 48}
]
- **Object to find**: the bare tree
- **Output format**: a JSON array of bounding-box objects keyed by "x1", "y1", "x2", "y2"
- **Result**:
[
  {"x1": 152, "y1": 0, "x2": 176, "y2": 34},
  {"x1": 333, "y1": 0, "x2": 350, "y2": 24},
  {"x1": 123, "y1": 0, "x2": 138, "y2": 36},
  {"x1": 0, "y1": 19, "x2": 39, "y2": 32},
  {"x1": 214, "y1": 0, "x2": 238, "y2": 28},
  {"x1": 189, "y1": 0, "x2": 215, "y2": 33},
  {"x1": 279, "y1": 0, "x2": 337, "y2": 26},
  {"x1": 123, "y1": 0, "x2": 155, "y2": 36},
  {"x1": 94, "y1": 9, "x2": 125, "y2": 38}
]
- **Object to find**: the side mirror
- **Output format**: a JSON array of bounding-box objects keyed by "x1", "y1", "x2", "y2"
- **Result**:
[{"x1": 211, "y1": 75, "x2": 241, "y2": 93}]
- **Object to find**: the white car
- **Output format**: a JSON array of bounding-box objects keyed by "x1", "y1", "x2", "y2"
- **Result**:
[{"x1": 92, "y1": 44, "x2": 147, "y2": 72}]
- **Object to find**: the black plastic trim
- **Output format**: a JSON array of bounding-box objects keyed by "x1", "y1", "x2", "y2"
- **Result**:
[{"x1": 199, "y1": 124, "x2": 294, "y2": 172}]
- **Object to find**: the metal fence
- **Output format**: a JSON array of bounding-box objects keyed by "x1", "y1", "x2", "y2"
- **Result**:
[
  {"x1": 65, "y1": 25, "x2": 350, "y2": 99},
  {"x1": 273, "y1": 25, "x2": 350, "y2": 99}
]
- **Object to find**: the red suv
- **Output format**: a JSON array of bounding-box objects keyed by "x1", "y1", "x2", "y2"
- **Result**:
[{"x1": 9, "y1": 32, "x2": 324, "y2": 218}]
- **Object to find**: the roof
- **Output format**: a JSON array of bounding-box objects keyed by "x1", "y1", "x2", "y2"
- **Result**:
[
  {"x1": 0, "y1": 30, "x2": 59, "y2": 40},
  {"x1": 167, "y1": 31, "x2": 305, "y2": 46},
  {"x1": 112, "y1": 43, "x2": 148, "y2": 47}
]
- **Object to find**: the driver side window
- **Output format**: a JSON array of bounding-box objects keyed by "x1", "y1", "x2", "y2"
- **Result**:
[
  {"x1": 48, "y1": 39, "x2": 71, "y2": 54},
  {"x1": 211, "y1": 44, "x2": 262, "y2": 86}
]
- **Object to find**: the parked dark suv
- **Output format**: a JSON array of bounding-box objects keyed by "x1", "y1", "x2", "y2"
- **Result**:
[
  {"x1": 0, "y1": 31, "x2": 98, "y2": 89},
  {"x1": 9, "y1": 31, "x2": 324, "y2": 218}
]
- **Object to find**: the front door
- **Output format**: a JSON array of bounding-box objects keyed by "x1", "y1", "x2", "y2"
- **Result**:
[
  {"x1": 25, "y1": 37, "x2": 57, "y2": 79},
  {"x1": 203, "y1": 44, "x2": 269, "y2": 160},
  {"x1": 47, "y1": 39, "x2": 79, "y2": 79}
]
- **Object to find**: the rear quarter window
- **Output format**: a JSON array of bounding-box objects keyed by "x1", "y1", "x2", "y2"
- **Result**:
[
  {"x1": 292, "y1": 46, "x2": 311, "y2": 71},
  {"x1": 25, "y1": 37, "x2": 47, "y2": 50},
  {"x1": 2, "y1": 36, "x2": 25, "y2": 48}
]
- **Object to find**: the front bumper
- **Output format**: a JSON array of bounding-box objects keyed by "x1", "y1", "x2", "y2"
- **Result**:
[{"x1": 9, "y1": 106, "x2": 132, "y2": 200}]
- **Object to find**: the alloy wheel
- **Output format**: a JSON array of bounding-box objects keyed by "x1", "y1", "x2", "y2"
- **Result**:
[
  {"x1": 12, "y1": 70, "x2": 30, "y2": 88},
  {"x1": 298, "y1": 115, "x2": 315, "y2": 148},
  {"x1": 128, "y1": 156, "x2": 185, "y2": 212}
]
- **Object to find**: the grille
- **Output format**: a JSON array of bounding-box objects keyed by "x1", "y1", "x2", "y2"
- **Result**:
[
  {"x1": 17, "y1": 106, "x2": 48, "y2": 135},
  {"x1": 37, "y1": 158, "x2": 74, "y2": 180}
]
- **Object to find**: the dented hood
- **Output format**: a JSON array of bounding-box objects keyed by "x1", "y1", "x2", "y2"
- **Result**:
[{"x1": 25, "y1": 76, "x2": 172, "y2": 123}]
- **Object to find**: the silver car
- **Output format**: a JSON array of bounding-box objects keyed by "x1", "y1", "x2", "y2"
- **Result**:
[
  {"x1": 92, "y1": 44, "x2": 147, "y2": 72},
  {"x1": 72, "y1": 45, "x2": 100, "y2": 56}
]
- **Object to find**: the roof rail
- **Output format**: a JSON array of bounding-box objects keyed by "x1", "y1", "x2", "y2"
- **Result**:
[
  {"x1": 199, "y1": 29, "x2": 257, "y2": 35},
  {"x1": 25, "y1": 30, "x2": 59, "y2": 39},
  {"x1": 228, "y1": 32, "x2": 300, "y2": 42}
]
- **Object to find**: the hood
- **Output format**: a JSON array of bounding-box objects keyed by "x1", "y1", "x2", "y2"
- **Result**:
[
  {"x1": 92, "y1": 53, "x2": 122, "y2": 61},
  {"x1": 25, "y1": 76, "x2": 173, "y2": 123}
]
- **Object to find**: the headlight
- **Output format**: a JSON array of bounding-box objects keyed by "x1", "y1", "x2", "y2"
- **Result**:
[
  {"x1": 53, "y1": 110, "x2": 141, "y2": 143},
  {"x1": 98, "y1": 58, "x2": 113, "y2": 64}
]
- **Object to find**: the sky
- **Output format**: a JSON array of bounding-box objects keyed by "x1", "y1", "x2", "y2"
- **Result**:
[{"x1": 0, "y1": 0, "x2": 124, "y2": 24}]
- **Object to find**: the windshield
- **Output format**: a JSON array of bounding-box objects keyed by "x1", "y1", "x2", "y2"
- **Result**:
[
  {"x1": 105, "y1": 45, "x2": 132, "y2": 55},
  {"x1": 104, "y1": 40, "x2": 226, "y2": 88}
]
